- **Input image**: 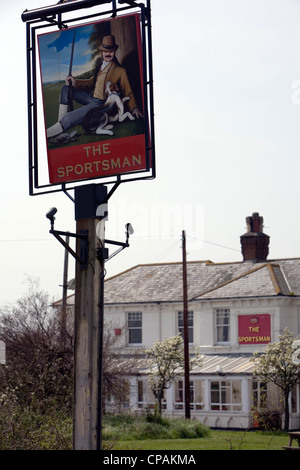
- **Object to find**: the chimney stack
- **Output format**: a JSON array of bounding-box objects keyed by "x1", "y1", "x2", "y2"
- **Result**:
[{"x1": 240, "y1": 212, "x2": 270, "y2": 262}]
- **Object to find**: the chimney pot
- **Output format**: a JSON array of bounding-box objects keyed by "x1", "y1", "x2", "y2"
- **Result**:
[{"x1": 240, "y1": 212, "x2": 269, "y2": 262}]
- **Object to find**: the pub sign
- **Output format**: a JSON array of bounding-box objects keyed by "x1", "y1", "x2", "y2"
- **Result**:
[
  {"x1": 238, "y1": 314, "x2": 271, "y2": 345},
  {"x1": 38, "y1": 13, "x2": 148, "y2": 184}
]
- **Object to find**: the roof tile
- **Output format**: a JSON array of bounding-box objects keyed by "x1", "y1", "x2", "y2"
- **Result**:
[{"x1": 104, "y1": 258, "x2": 298, "y2": 304}]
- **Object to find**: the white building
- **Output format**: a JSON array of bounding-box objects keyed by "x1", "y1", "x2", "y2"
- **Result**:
[{"x1": 64, "y1": 212, "x2": 300, "y2": 429}]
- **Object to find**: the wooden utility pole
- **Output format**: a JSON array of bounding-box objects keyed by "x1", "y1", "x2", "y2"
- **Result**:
[
  {"x1": 73, "y1": 184, "x2": 107, "y2": 450},
  {"x1": 182, "y1": 230, "x2": 190, "y2": 419},
  {"x1": 73, "y1": 217, "x2": 103, "y2": 449}
]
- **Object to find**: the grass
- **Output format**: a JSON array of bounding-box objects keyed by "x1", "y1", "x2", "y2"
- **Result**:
[
  {"x1": 102, "y1": 414, "x2": 288, "y2": 451},
  {"x1": 114, "y1": 430, "x2": 288, "y2": 450}
]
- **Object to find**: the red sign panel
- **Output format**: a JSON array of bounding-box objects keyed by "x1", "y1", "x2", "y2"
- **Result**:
[
  {"x1": 238, "y1": 314, "x2": 271, "y2": 345},
  {"x1": 38, "y1": 13, "x2": 148, "y2": 184}
]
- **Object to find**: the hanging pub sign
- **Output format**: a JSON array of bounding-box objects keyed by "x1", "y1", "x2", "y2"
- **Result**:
[
  {"x1": 37, "y1": 13, "x2": 148, "y2": 184},
  {"x1": 238, "y1": 314, "x2": 271, "y2": 345}
]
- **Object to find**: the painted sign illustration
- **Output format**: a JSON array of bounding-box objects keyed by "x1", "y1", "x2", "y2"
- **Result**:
[
  {"x1": 238, "y1": 314, "x2": 271, "y2": 344},
  {"x1": 38, "y1": 13, "x2": 147, "y2": 184}
]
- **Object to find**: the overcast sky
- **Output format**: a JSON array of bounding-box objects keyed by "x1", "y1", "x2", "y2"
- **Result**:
[{"x1": 1, "y1": 0, "x2": 300, "y2": 306}]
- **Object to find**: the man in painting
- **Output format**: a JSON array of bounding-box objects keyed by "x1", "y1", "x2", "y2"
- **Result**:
[{"x1": 46, "y1": 35, "x2": 143, "y2": 138}]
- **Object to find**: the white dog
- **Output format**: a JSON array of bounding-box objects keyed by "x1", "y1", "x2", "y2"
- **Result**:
[{"x1": 96, "y1": 81, "x2": 135, "y2": 135}]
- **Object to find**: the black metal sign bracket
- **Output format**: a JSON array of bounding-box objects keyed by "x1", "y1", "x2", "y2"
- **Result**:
[
  {"x1": 22, "y1": 0, "x2": 155, "y2": 197},
  {"x1": 46, "y1": 207, "x2": 89, "y2": 269},
  {"x1": 50, "y1": 228, "x2": 89, "y2": 270}
]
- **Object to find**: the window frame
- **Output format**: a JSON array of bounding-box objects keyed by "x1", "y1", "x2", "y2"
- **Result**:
[
  {"x1": 215, "y1": 308, "x2": 230, "y2": 344},
  {"x1": 127, "y1": 312, "x2": 143, "y2": 346},
  {"x1": 174, "y1": 379, "x2": 204, "y2": 410},
  {"x1": 210, "y1": 379, "x2": 242, "y2": 412},
  {"x1": 177, "y1": 310, "x2": 194, "y2": 343},
  {"x1": 137, "y1": 379, "x2": 165, "y2": 409},
  {"x1": 252, "y1": 380, "x2": 267, "y2": 410}
]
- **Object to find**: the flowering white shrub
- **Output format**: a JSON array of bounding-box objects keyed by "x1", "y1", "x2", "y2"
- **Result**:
[
  {"x1": 292, "y1": 339, "x2": 300, "y2": 365},
  {"x1": 251, "y1": 327, "x2": 300, "y2": 431},
  {"x1": 146, "y1": 334, "x2": 203, "y2": 414}
]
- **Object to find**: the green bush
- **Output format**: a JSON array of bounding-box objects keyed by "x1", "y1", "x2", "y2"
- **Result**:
[
  {"x1": 0, "y1": 405, "x2": 72, "y2": 450},
  {"x1": 169, "y1": 419, "x2": 210, "y2": 439},
  {"x1": 0, "y1": 409, "x2": 210, "y2": 449},
  {"x1": 102, "y1": 414, "x2": 210, "y2": 442},
  {"x1": 146, "y1": 408, "x2": 170, "y2": 426}
]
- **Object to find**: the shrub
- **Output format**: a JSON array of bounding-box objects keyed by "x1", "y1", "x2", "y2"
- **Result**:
[
  {"x1": 169, "y1": 418, "x2": 210, "y2": 439},
  {"x1": 146, "y1": 407, "x2": 170, "y2": 426},
  {"x1": 102, "y1": 414, "x2": 210, "y2": 442},
  {"x1": 0, "y1": 405, "x2": 72, "y2": 450},
  {"x1": 254, "y1": 409, "x2": 282, "y2": 431}
]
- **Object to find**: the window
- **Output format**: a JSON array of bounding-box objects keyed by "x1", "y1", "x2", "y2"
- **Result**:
[
  {"x1": 127, "y1": 312, "x2": 142, "y2": 344},
  {"x1": 138, "y1": 380, "x2": 144, "y2": 405},
  {"x1": 252, "y1": 380, "x2": 267, "y2": 410},
  {"x1": 193, "y1": 380, "x2": 204, "y2": 410},
  {"x1": 175, "y1": 380, "x2": 185, "y2": 409},
  {"x1": 106, "y1": 379, "x2": 129, "y2": 409},
  {"x1": 120, "y1": 380, "x2": 130, "y2": 408},
  {"x1": 175, "y1": 380, "x2": 204, "y2": 410},
  {"x1": 137, "y1": 380, "x2": 165, "y2": 409},
  {"x1": 178, "y1": 311, "x2": 194, "y2": 343},
  {"x1": 215, "y1": 308, "x2": 230, "y2": 343},
  {"x1": 210, "y1": 380, "x2": 242, "y2": 411}
]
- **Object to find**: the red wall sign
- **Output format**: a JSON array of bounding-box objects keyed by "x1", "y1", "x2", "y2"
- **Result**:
[
  {"x1": 38, "y1": 13, "x2": 148, "y2": 184},
  {"x1": 238, "y1": 314, "x2": 271, "y2": 345}
]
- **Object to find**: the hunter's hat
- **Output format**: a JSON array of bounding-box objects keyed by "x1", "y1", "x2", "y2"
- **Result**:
[{"x1": 100, "y1": 35, "x2": 119, "y2": 51}]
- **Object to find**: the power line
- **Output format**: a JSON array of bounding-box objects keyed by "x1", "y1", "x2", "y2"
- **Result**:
[
  {"x1": 149, "y1": 239, "x2": 179, "y2": 262},
  {"x1": 0, "y1": 235, "x2": 240, "y2": 254},
  {"x1": 186, "y1": 235, "x2": 240, "y2": 252},
  {"x1": 0, "y1": 239, "x2": 52, "y2": 242}
]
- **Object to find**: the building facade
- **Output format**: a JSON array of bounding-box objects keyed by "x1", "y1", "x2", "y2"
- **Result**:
[{"x1": 64, "y1": 212, "x2": 300, "y2": 429}]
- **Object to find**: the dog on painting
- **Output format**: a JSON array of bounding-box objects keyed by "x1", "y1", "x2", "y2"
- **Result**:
[{"x1": 82, "y1": 81, "x2": 135, "y2": 136}]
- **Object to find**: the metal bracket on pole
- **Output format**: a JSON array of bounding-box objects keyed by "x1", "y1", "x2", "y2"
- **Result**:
[
  {"x1": 50, "y1": 229, "x2": 89, "y2": 270},
  {"x1": 101, "y1": 238, "x2": 128, "y2": 262},
  {"x1": 97, "y1": 222, "x2": 134, "y2": 262},
  {"x1": 46, "y1": 207, "x2": 89, "y2": 269}
]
